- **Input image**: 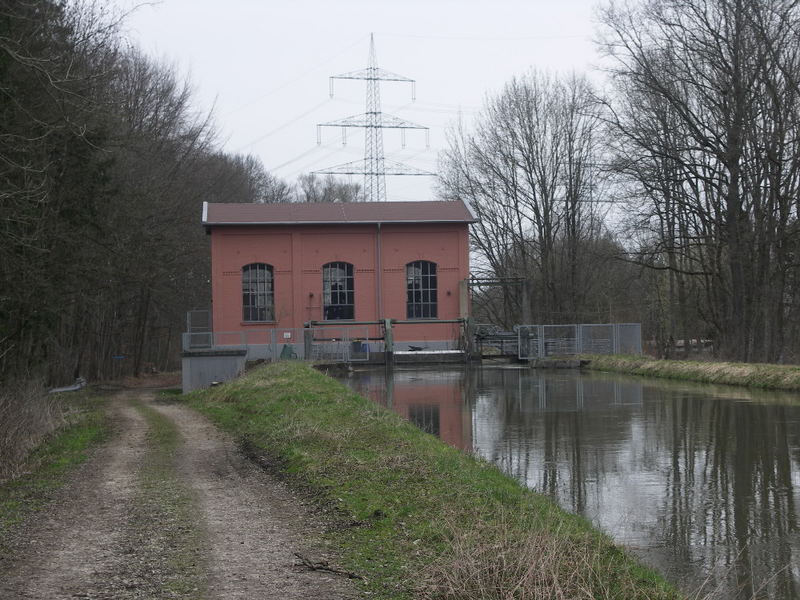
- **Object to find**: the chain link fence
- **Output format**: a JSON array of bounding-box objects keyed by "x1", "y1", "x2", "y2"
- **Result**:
[
  {"x1": 517, "y1": 323, "x2": 642, "y2": 360},
  {"x1": 185, "y1": 310, "x2": 212, "y2": 348}
]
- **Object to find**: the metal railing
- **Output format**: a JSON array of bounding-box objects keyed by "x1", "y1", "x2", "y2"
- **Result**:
[
  {"x1": 182, "y1": 326, "x2": 375, "y2": 363},
  {"x1": 517, "y1": 323, "x2": 642, "y2": 360},
  {"x1": 307, "y1": 326, "x2": 373, "y2": 362},
  {"x1": 182, "y1": 313, "x2": 471, "y2": 364},
  {"x1": 474, "y1": 325, "x2": 519, "y2": 356}
]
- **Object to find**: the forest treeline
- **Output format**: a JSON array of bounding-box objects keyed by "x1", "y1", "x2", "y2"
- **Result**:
[
  {"x1": 439, "y1": 0, "x2": 800, "y2": 363},
  {"x1": 0, "y1": 1, "x2": 364, "y2": 386},
  {"x1": 2, "y1": 0, "x2": 244, "y2": 384}
]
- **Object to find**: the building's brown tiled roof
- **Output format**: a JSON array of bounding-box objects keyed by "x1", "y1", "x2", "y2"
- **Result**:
[{"x1": 202, "y1": 199, "x2": 478, "y2": 226}]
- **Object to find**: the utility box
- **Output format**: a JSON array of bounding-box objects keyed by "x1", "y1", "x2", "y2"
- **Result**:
[{"x1": 181, "y1": 348, "x2": 247, "y2": 393}]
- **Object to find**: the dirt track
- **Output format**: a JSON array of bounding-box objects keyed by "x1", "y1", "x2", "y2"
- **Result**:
[{"x1": 0, "y1": 390, "x2": 356, "y2": 599}]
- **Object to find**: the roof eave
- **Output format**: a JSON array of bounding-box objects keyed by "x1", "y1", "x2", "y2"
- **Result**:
[{"x1": 204, "y1": 219, "x2": 478, "y2": 227}]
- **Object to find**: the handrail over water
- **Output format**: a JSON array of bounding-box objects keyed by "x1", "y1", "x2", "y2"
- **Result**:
[{"x1": 305, "y1": 318, "x2": 468, "y2": 327}]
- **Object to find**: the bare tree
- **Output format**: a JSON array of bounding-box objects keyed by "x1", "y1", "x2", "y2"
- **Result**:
[
  {"x1": 438, "y1": 71, "x2": 617, "y2": 325},
  {"x1": 296, "y1": 173, "x2": 362, "y2": 203},
  {"x1": 600, "y1": 0, "x2": 800, "y2": 361}
]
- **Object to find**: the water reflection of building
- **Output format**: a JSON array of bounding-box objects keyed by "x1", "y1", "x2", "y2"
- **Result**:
[{"x1": 347, "y1": 367, "x2": 472, "y2": 450}]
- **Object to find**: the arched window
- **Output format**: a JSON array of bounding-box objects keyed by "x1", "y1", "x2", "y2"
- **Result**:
[
  {"x1": 322, "y1": 262, "x2": 354, "y2": 320},
  {"x1": 242, "y1": 263, "x2": 274, "y2": 322},
  {"x1": 406, "y1": 260, "x2": 437, "y2": 318}
]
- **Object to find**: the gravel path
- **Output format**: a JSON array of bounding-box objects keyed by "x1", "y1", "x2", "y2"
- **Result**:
[
  {"x1": 0, "y1": 390, "x2": 357, "y2": 600},
  {"x1": 0, "y1": 394, "x2": 147, "y2": 599}
]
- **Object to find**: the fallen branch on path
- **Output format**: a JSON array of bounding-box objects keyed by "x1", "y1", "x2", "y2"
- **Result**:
[{"x1": 293, "y1": 552, "x2": 364, "y2": 580}]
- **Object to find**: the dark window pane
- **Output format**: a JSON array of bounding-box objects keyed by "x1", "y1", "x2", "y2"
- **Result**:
[
  {"x1": 322, "y1": 262, "x2": 354, "y2": 320},
  {"x1": 406, "y1": 260, "x2": 437, "y2": 319},
  {"x1": 242, "y1": 263, "x2": 274, "y2": 321}
]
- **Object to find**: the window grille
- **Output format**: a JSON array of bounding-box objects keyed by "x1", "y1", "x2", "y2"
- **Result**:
[
  {"x1": 407, "y1": 260, "x2": 437, "y2": 318},
  {"x1": 323, "y1": 262, "x2": 355, "y2": 320},
  {"x1": 242, "y1": 263, "x2": 274, "y2": 322}
]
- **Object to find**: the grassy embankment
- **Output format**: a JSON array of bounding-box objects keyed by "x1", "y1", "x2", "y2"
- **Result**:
[
  {"x1": 0, "y1": 389, "x2": 107, "y2": 554},
  {"x1": 186, "y1": 361, "x2": 681, "y2": 600},
  {"x1": 583, "y1": 354, "x2": 800, "y2": 391}
]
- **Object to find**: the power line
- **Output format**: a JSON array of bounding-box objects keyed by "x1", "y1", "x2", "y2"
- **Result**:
[
  {"x1": 268, "y1": 140, "x2": 340, "y2": 172},
  {"x1": 334, "y1": 97, "x2": 479, "y2": 116},
  {"x1": 378, "y1": 32, "x2": 589, "y2": 42},
  {"x1": 284, "y1": 146, "x2": 361, "y2": 180},
  {"x1": 236, "y1": 99, "x2": 330, "y2": 151},
  {"x1": 223, "y1": 35, "x2": 370, "y2": 116}
]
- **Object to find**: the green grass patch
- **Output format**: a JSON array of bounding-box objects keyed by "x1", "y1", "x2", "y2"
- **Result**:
[
  {"x1": 127, "y1": 401, "x2": 207, "y2": 598},
  {"x1": 583, "y1": 354, "x2": 800, "y2": 393},
  {"x1": 186, "y1": 362, "x2": 682, "y2": 600},
  {"x1": 0, "y1": 390, "x2": 108, "y2": 554}
]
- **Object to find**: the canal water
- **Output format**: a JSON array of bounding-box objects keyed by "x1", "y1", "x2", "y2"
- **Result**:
[{"x1": 340, "y1": 365, "x2": 800, "y2": 600}]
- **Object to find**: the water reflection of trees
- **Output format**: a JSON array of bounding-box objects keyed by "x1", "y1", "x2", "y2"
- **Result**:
[
  {"x1": 473, "y1": 369, "x2": 641, "y2": 517},
  {"x1": 661, "y1": 396, "x2": 800, "y2": 599},
  {"x1": 470, "y1": 370, "x2": 800, "y2": 600}
]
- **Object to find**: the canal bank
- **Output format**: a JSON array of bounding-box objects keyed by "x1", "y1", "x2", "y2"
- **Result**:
[
  {"x1": 185, "y1": 362, "x2": 680, "y2": 599},
  {"x1": 582, "y1": 354, "x2": 800, "y2": 393},
  {"x1": 343, "y1": 364, "x2": 800, "y2": 600}
]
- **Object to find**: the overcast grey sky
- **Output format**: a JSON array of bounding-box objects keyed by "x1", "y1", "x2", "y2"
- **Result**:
[{"x1": 113, "y1": 0, "x2": 604, "y2": 201}]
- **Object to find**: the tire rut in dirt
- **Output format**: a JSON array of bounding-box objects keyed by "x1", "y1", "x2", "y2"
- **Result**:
[{"x1": 150, "y1": 401, "x2": 356, "y2": 600}]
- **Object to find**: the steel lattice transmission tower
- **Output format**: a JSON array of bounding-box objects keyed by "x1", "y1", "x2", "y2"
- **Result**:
[{"x1": 314, "y1": 34, "x2": 433, "y2": 202}]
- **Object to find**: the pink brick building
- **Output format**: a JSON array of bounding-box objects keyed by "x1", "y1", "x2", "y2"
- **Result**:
[{"x1": 202, "y1": 200, "x2": 476, "y2": 357}]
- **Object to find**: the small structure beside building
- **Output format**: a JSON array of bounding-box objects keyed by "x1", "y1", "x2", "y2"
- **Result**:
[{"x1": 181, "y1": 347, "x2": 247, "y2": 392}]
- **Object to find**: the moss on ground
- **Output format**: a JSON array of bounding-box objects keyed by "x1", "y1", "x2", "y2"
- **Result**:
[
  {"x1": 186, "y1": 362, "x2": 682, "y2": 600},
  {"x1": 583, "y1": 354, "x2": 800, "y2": 392},
  {"x1": 0, "y1": 390, "x2": 108, "y2": 555}
]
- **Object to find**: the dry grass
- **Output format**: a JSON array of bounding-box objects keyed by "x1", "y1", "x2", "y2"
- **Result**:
[
  {"x1": 583, "y1": 354, "x2": 800, "y2": 392},
  {"x1": 421, "y1": 514, "x2": 660, "y2": 600},
  {"x1": 0, "y1": 380, "x2": 64, "y2": 481}
]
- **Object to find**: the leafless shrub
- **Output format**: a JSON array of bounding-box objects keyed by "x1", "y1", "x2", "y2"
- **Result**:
[{"x1": 0, "y1": 381, "x2": 64, "y2": 481}]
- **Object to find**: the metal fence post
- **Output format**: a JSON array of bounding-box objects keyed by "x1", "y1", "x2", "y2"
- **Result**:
[
  {"x1": 384, "y1": 319, "x2": 394, "y2": 364},
  {"x1": 303, "y1": 328, "x2": 313, "y2": 360},
  {"x1": 518, "y1": 326, "x2": 529, "y2": 360},
  {"x1": 537, "y1": 325, "x2": 545, "y2": 358}
]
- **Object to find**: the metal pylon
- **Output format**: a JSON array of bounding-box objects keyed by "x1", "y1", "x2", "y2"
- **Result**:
[
  {"x1": 315, "y1": 34, "x2": 433, "y2": 202},
  {"x1": 364, "y1": 35, "x2": 385, "y2": 203}
]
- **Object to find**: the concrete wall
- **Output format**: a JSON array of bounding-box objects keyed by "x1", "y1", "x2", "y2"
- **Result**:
[
  {"x1": 181, "y1": 350, "x2": 247, "y2": 393},
  {"x1": 209, "y1": 222, "x2": 470, "y2": 344}
]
